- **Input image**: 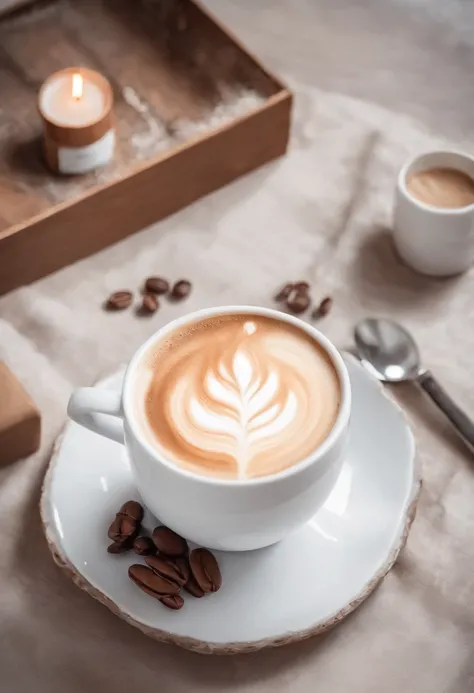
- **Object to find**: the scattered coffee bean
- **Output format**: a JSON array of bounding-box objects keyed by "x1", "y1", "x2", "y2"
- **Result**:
[
  {"x1": 184, "y1": 574, "x2": 206, "y2": 598},
  {"x1": 141, "y1": 293, "x2": 159, "y2": 314},
  {"x1": 107, "y1": 500, "x2": 144, "y2": 545},
  {"x1": 144, "y1": 276, "x2": 169, "y2": 295},
  {"x1": 312, "y1": 296, "x2": 333, "y2": 319},
  {"x1": 119, "y1": 500, "x2": 144, "y2": 523},
  {"x1": 133, "y1": 536, "x2": 156, "y2": 556},
  {"x1": 286, "y1": 290, "x2": 310, "y2": 314},
  {"x1": 106, "y1": 290, "x2": 133, "y2": 311},
  {"x1": 318, "y1": 296, "x2": 333, "y2": 316},
  {"x1": 152, "y1": 526, "x2": 189, "y2": 557},
  {"x1": 107, "y1": 515, "x2": 137, "y2": 544},
  {"x1": 111, "y1": 508, "x2": 224, "y2": 610},
  {"x1": 170, "y1": 280, "x2": 192, "y2": 300},
  {"x1": 145, "y1": 554, "x2": 189, "y2": 587},
  {"x1": 160, "y1": 594, "x2": 184, "y2": 610},
  {"x1": 189, "y1": 548, "x2": 222, "y2": 594},
  {"x1": 294, "y1": 281, "x2": 310, "y2": 292},
  {"x1": 128, "y1": 564, "x2": 181, "y2": 599},
  {"x1": 107, "y1": 515, "x2": 122, "y2": 541},
  {"x1": 274, "y1": 282, "x2": 294, "y2": 302},
  {"x1": 107, "y1": 541, "x2": 130, "y2": 554},
  {"x1": 174, "y1": 557, "x2": 191, "y2": 586}
]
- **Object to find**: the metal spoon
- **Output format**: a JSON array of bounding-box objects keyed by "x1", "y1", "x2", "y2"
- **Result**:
[{"x1": 355, "y1": 317, "x2": 474, "y2": 453}]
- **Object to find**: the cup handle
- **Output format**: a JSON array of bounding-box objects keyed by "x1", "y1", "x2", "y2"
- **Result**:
[{"x1": 67, "y1": 388, "x2": 125, "y2": 445}]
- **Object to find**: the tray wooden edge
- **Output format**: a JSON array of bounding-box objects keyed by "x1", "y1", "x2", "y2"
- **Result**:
[{"x1": 0, "y1": 90, "x2": 292, "y2": 295}]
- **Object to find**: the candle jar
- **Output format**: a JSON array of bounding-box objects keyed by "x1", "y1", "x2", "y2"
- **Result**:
[{"x1": 38, "y1": 67, "x2": 115, "y2": 175}]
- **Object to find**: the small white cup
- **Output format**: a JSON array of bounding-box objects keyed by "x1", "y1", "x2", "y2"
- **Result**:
[
  {"x1": 393, "y1": 150, "x2": 474, "y2": 276},
  {"x1": 67, "y1": 306, "x2": 351, "y2": 551}
]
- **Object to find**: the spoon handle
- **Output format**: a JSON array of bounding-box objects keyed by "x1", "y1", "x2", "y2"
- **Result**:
[{"x1": 417, "y1": 370, "x2": 474, "y2": 453}]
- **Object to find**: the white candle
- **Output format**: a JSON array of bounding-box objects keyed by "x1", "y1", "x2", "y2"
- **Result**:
[
  {"x1": 40, "y1": 72, "x2": 106, "y2": 127},
  {"x1": 39, "y1": 67, "x2": 115, "y2": 175}
]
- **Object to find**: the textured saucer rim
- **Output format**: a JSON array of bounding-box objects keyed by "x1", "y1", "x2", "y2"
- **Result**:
[{"x1": 40, "y1": 355, "x2": 421, "y2": 655}]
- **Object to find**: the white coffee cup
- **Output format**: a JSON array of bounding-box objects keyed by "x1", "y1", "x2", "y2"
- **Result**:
[
  {"x1": 67, "y1": 306, "x2": 351, "y2": 551},
  {"x1": 393, "y1": 150, "x2": 474, "y2": 276}
]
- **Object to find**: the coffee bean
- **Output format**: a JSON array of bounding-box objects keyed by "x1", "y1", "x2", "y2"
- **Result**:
[
  {"x1": 294, "y1": 281, "x2": 310, "y2": 292},
  {"x1": 128, "y1": 564, "x2": 181, "y2": 598},
  {"x1": 107, "y1": 541, "x2": 130, "y2": 554},
  {"x1": 107, "y1": 515, "x2": 138, "y2": 544},
  {"x1": 160, "y1": 594, "x2": 184, "y2": 610},
  {"x1": 170, "y1": 280, "x2": 192, "y2": 300},
  {"x1": 274, "y1": 283, "x2": 294, "y2": 302},
  {"x1": 133, "y1": 536, "x2": 156, "y2": 556},
  {"x1": 141, "y1": 293, "x2": 159, "y2": 314},
  {"x1": 145, "y1": 555, "x2": 189, "y2": 587},
  {"x1": 312, "y1": 296, "x2": 333, "y2": 319},
  {"x1": 174, "y1": 557, "x2": 190, "y2": 585},
  {"x1": 152, "y1": 526, "x2": 188, "y2": 557},
  {"x1": 144, "y1": 276, "x2": 169, "y2": 295},
  {"x1": 107, "y1": 500, "x2": 143, "y2": 543},
  {"x1": 119, "y1": 500, "x2": 144, "y2": 524},
  {"x1": 184, "y1": 574, "x2": 206, "y2": 598},
  {"x1": 107, "y1": 515, "x2": 122, "y2": 541},
  {"x1": 286, "y1": 290, "x2": 310, "y2": 314},
  {"x1": 189, "y1": 548, "x2": 222, "y2": 594},
  {"x1": 106, "y1": 291, "x2": 133, "y2": 311}
]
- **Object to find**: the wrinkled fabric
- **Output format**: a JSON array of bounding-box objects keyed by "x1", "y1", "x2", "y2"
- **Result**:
[{"x1": 1, "y1": 1, "x2": 474, "y2": 691}]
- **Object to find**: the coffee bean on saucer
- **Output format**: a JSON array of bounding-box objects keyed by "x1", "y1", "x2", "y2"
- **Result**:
[
  {"x1": 105, "y1": 290, "x2": 133, "y2": 311},
  {"x1": 274, "y1": 282, "x2": 294, "y2": 302},
  {"x1": 174, "y1": 557, "x2": 191, "y2": 586},
  {"x1": 189, "y1": 548, "x2": 222, "y2": 594},
  {"x1": 108, "y1": 500, "x2": 144, "y2": 544},
  {"x1": 141, "y1": 293, "x2": 159, "y2": 314},
  {"x1": 133, "y1": 536, "x2": 156, "y2": 556},
  {"x1": 184, "y1": 574, "x2": 206, "y2": 598},
  {"x1": 160, "y1": 594, "x2": 184, "y2": 610},
  {"x1": 145, "y1": 554, "x2": 189, "y2": 587},
  {"x1": 107, "y1": 541, "x2": 131, "y2": 554},
  {"x1": 120, "y1": 500, "x2": 143, "y2": 522},
  {"x1": 286, "y1": 290, "x2": 310, "y2": 315},
  {"x1": 312, "y1": 296, "x2": 333, "y2": 319},
  {"x1": 107, "y1": 515, "x2": 137, "y2": 544},
  {"x1": 152, "y1": 526, "x2": 188, "y2": 557},
  {"x1": 128, "y1": 564, "x2": 181, "y2": 598},
  {"x1": 144, "y1": 276, "x2": 169, "y2": 295},
  {"x1": 170, "y1": 280, "x2": 192, "y2": 300}
]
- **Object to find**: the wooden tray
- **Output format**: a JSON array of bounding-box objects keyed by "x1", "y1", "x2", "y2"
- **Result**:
[{"x1": 0, "y1": 0, "x2": 292, "y2": 295}]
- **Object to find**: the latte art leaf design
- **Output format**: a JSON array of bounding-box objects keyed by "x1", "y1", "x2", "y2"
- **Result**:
[
  {"x1": 177, "y1": 347, "x2": 299, "y2": 478},
  {"x1": 143, "y1": 316, "x2": 341, "y2": 479}
]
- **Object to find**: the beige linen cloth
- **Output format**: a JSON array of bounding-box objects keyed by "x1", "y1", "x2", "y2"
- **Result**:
[{"x1": 1, "y1": 0, "x2": 474, "y2": 690}]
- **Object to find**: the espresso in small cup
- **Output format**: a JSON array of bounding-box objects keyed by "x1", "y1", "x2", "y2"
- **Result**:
[
  {"x1": 137, "y1": 313, "x2": 341, "y2": 480},
  {"x1": 406, "y1": 167, "x2": 474, "y2": 209},
  {"x1": 394, "y1": 151, "x2": 474, "y2": 276}
]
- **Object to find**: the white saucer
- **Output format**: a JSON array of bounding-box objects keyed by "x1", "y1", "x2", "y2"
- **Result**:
[{"x1": 41, "y1": 355, "x2": 420, "y2": 654}]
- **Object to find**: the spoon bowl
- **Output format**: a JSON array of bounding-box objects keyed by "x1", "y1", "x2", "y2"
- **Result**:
[
  {"x1": 354, "y1": 317, "x2": 474, "y2": 454},
  {"x1": 354, "y1": 318, "x2": 421, "y2": 382}
]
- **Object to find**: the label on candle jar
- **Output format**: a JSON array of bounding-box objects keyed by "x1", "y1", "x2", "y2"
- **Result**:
[{"x1": 57, "y1": 129, "x2": 115, "y2": 174}]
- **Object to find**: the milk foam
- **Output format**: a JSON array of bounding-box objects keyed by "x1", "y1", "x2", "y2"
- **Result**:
[{"x1": 137, "y1": 315, "x2": 341, "y2": 480}]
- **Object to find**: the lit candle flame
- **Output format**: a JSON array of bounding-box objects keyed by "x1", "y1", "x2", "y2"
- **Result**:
[{"x1": 71, "y1": 73, "x2": 83, "y2": 101}]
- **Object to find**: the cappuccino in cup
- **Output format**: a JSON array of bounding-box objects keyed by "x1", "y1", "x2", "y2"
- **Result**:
[
  {"x1": 136, "y1": 313, "x2": 341, "y2": 480},
  {"x1": 68, "y1": 306, "x2": 350, "y2": 550}
]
